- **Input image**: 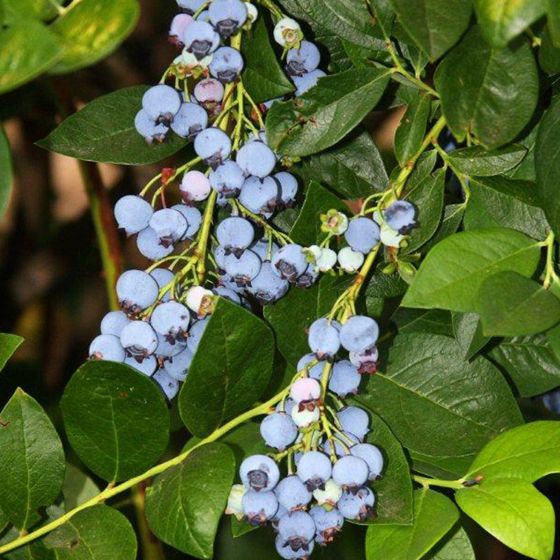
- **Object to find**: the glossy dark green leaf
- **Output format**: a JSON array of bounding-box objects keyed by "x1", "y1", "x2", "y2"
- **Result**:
[
  {"x1": 464, "y1": 176, "x2": 548, "y2": 239},
  {"x1": 408, "y1": 449, "x2": 475, "y2": 480},
  {"x1": 451, "y1": 312, "x2": 490, "y2": 359},
  {"x1": 62, "y1": 464, "x2": 99, "y2": 511},
  {"x1": 50, "y1": 0, "x2": 139, "y2": 74},
  {"x1": 145, "y1": 443, "x2": 235, "y2": 559},
  {"x1": 402, "y1": 228, "x2": 541, "y2": 312},
  {"x1": 549, "y1": 1, "x2": 560, "y2": 47},
  {"x1": 427, "y1": 527, "x2": 476, "y2": 560},
  {"x1": 357, "y1": 334, "x2": 522, "y2": 456},
  {"x1": 456, "y1": 479, "x2": 554, "y2": 560},
  {"x1": 477, "y1": 272, "x2": 560, "y2": 336},
  {"x1": 289, "y1": 181, "x2": 346, "y2": 245},
  {"x1": 299, "y1": 131, "x2": 388, "y2": 198},
  {"x1": 0, "y1": 127, "x2": 13, "y2": 218},
  {"x1": 392, "y1": 309, "x2": 453, "y2": 336},
  {"x1": 388, "y1": 0, "x2": 472, "y2": 59},
  {"x1": 179, "y1": 299, "x2": 274, "y2": 437},
  {"x1": 61, "y1": 361, "x2": 170, "y2": 482},
  {"x1": 536, "y1": 95, "x2": 560, "y2": 237},
  {"x1": 540, "y1": 24, "x2": 560, "y2": 75},
  {"x1": 37, "y1": 86, "x2": 188, "y2": 165},
  {"x1": 266, "y1": 68, "x2": 391, "y2": 157},
  {"x1": 474, "y1": 0, "x2": 547, "y2": 47},
  {"x1": 0, "y1": 332, "x2": 23, "y2": 372},
  {"x1": 435, "y1": 27, "x2": 539, "y2": 148},
  {"x1": 367, "y1": 265, "x2": 408, "y2": 300},
  {"x1": 488, "y1": 333, "x2": 560, "y2": 396},
  {"x1": 466, "y1": 421, "x2": 560, "y2": 481},
  {"x1": 0, "y1": 389, "x2": 65, "y2": 530},
  {"x1": 422, "y1": 204, "x2": 465, "y2": 253},
  {"x1": 0, "y1": 20, "x2": 62, "y2": 94},
  {"x1": 44, "y1": 505, "x2": 137, "y2": 560},
  {"x1": 241, "y1": 15, "x2": 294, "y2": 104},
  {"x1": 395, "y1": 91, "x2": 431, "y2": 166},
  {"x1": 366, "y1": 488, "x2": 458, "y2": 560},
  {"x1": 404, "y1": 169, "x2": 445, "y2": 253},
  {"x1": 447, "y1": 144, "x2": 527, "y2": 176},
  {"x1": 1, "y1": 527, "x2": 54, "y2": 560}
]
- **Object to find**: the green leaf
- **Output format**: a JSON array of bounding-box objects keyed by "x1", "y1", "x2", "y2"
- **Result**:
[
  {"x1": 62, "y1": 464, "x2": 100, "y2": 511},
  {"x1": 467, "y1": 421, "x2": 560, "y2": 483},
  {"x1": 447, "y1": 144, "x2": 527, "y2": 176},
  {"x1": 395, "y1": 91, "x2": 431, "y2": 166},
  {"x1": 422, "y1": 204, "x2": 465, "y2": 253},
  {"x1": 474, "y1": 0, "x2": 547, "y2": 47},
  {"x1": 427, "y1": 527, "x2": 476, "y2": 560},
  {"x1": 37, "y1": 86, "x2": 188, "y2": 165},
  {"x1": 1, "y1": 528, "x2": 54, "y2": 560},
  {"x1": 388, "y1": 0, "x2": 472, "y2": 60},
  {"x1": 299, "y1": 131, "x2": 388, "y2": 199},
  {"x1": 60, "y1": 361, "x2": 170, "y2": 482},
  {"x1": 549, "y1": 0, "x2": 560, "y2": 47},
  {"x1": 403, "y1": 169, "x2": 445, "y2": 253},
  {"x1": 539, "y1": 24, "x2": 560, "y2": 75},
  {"x1": 408, "y1": 449, "x2": 475, "y2": 480},
  {"x1": 179, "y1": 299, "x2": 275, "y2": 437},
  {"x1": 0, "y1": 332, "x2": 23, "y2": 371},
  {"x1": 366, "y1": 488, "x2": 459, "y2": 560},
  {"x1": 477, "y1": 272, "x2": 560, "y2": 336},
  {"x1": 536, "y1": 95, "x2": 560, "y2": 237},
  {"x1": 451, "y1": 312, "x2": 490, "y2": 359},
  {"x1": 0, "y1": 389, "x2": 65, "y2": 529},
  {"x1": 3, "y1": 0, "x2": 62, "y2": 20},
  {"x1": 435, "y1": 26, "x2": 539, "y2": 148},
  {"x1": 489, "y1": 333, "x2": 560, "y2": 396},
  {"x1": 456, "y1": 479, "x2": 554, "y2": 560},
  {"x1": 392, "y1": 309, "x2": 453, "y2": 336},
  {"x1": 0, "y1": 20, "x2": 62, "y2": 94},
  {"x1": 464, "y1": 176, "x2": 549, "y2": 240},
  {"x1": 356, "y1": 333, "x2": 522, "y2": 456},
  {"x1": 50, "y1": 0, "x2": 139, "y2": 74},
  {"x1": 44, "y1": 505, "x2": 137, "y2": 559},
  {"x1": 366, "y1": 265, "x2": 408, "y2": 300},
  {"x1": 0, "y1": 126, "x2": 13, "y2": 218},
  {"x1": 241, "y1": 15, "x2": 294, "y2": 104},
  {"x1": 266, "y1": 68, "x2": 391, "y2": 157},
  {"x1": 402, "y1": 228, "x2": 541, "y2": 312},
  {"x1": 145, "y1": 443, "x2": 235, "y2": 559},
  {"x1": 289, "y1": 181, "x2": 346, "y2": 246}
]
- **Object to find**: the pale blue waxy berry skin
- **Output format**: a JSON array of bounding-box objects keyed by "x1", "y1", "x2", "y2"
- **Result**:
[
  {"x1": 150, "y1": 301, "x2": 191, "y2": 343},
  {"x1": 224, "y1": 250, "x2": 262, "y2": 287},
  {"x1": 240, "y1": 454, "x2": 281, "y2": 492},
  {"x1": 338, "y1": 487, "x2": 375, "y2": 521},
  {"x1": 142, "y1": 85, "x2": 182, "y2": 124},
  {"x1": 338, "y1": 406, "x2": 370, "y2": 441},
  {"x1": 349, "y1": 345, "x2": 379, "y2": 374},
  {"x1": 272, "y1": 244, "x2": 308, "y2": 283},
  {"x1": 351, "y1": 443, "x2": 384, "y2": 480},
  {"x1": 236, "y1": 141, "x2": 277, "y2": 178},
  {"x1": 260, "y1": 412, "x2": 298, "y2": 450},
  {"x1": 114, "y1": 195, "x2": 153, "y2": 235},
  {"x1": 172, "y1": 205, "x2": 202, "y2": 240},
  {"x1": 286, "y1": 41, "x2": 321, "y2": 76},
  {"x1": 194, "y1": 127, "x2": 232, "y2": 167},
  {"x1": 332, "y1": 455, "x2": 369, "y2": 490},
  {"x1": 100, "y1": 311, "x2": 131, "y2": 337},
  {"x1": 186, "y1": 317, "x2": 209, "y2": 353},
  {"x1": 339, "y1": 315, "x2": 380, "y2": 353},
  {"x1": 248, "y1": 261, "x2": 289, "y2": 304},
  {"x1": 277, "y1": 511, "x2": 316, "y2": 552},
  {"x1": 308, "y1": 318, "x2": 341, "y2": 359},
  {"x1": 214, "y1": 285, "x2": 241, "y2": 304},
  {"x1": 216, "y1": 217, "x2": 255, "y2": 256},
  {"x1": 328, "y1": 360, "x2": 361, "y2": 397},
  {"x1": 125, "y1": 355, "x2": 157, "y2": 377},
  {"x1": 384, "y1": 200, "x2": 417, "y2": 233},
  {"x1": 184, "y1": 20, "x2": 220, "y2": 60},
  {"x1": 116, "y1": 270, "x2": 159, "y2": 314},
  {"x1": 275, "y1": 534, "x2": 314, "y2": 559},
  {"x1": 177, "y1": 0, "x2": 206, "y2": 14},
  {"x1": 89, "y1": 334, "x2": 125, "y2": 362},
  {"x1": 344, "y1": 217, "x2": 380, "y2": 254},
  {"x1": 275, "y1": 476, "x2": 312, "y2": 511},
  {"x1": 153, "y1": 369, "x2": 180, "y2": 400},
  {"x1": 150, "y1": 269, "x2": 175, "y2": 303},
  {"x1": 296, "y1": 451, "x2": 332, "y2": 491},
  {"x1": 274, "y1": 172, "x2": 298, "y2": 206},
  {"x1": 322, "y1": 432, "x2": 360, "y2": 457},
  {"x1": 239, "y1": 176, "x2": 279, "y2": 217},
  {"x1": 136, "y1": 227, "x2": 174, "y2": 261},
  {"x1": 209, "y1": 46, "x2": 245, "y2": 82},
  {"x1": 155, "y1": 333, "x2": 186, "y2": 359},
  {"x1": 292, "y1": 69, "x2": 326, "y2": 96},
  {"x1": 309, "y1": 506, "x2": 344, "y2": 545},
  {"x1": 149, "y1": 208, "x2": 188, "y2": 246},
  {"x1": 250, "y1": 238, "x2": 279, "y2": 262},
  {"x1": 120, "y1": 320, "x2": 158, "y2": 360},
  {"x1": 209, "y1": 0, "x2": 248, "y2": 37},
  {"x1": 210, "y1": 161, "x2": 245, "y2": 197},
  {"x1": 134, "y1": 110, "x2": 169, "y2": 144},
  {"x1": 297, "y1": 353, "x2": 326, "y2": 380},
  {"x1": 170, "y1": 102, "x2": 208, "y2": 139},
  {"x1": 242, "y1": 490, "x2": 279, "y2": 525}
]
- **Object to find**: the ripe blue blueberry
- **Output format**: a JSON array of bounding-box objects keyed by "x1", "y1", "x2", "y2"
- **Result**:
[
  {"x1": 236, "y1": 141, "x2": 277, "y2": 178},
  {"x1": 209, "y1": 46, "x2": 245, "y2": 82},
  {"x1": 116, "y1": 270, "x2": 159, "y2": 314},
  {"x1": 286, "y1": 41, "x2": 321, "y2": 76},
  {"x1": 277, "y1": 511, "x2": 315, "y2": 553},
  {"x1": 260, "y1": 412, "x2": 298, "y2": 450},
  {"x1": 150, "y1": 268, "x2": 175, "y2": 302},
  {"x1": 169, "y1": 13, "x2": 194, "y2": 47},
  {"x1": 100, "y1": 311, "x2": 131, "y2": 337},
  {"x1": 275, "y1": 534, "x2": 314, "y2": 560},
  {"x1": 137, "y1": 227, "x2": 175, "y2": 261},
  {"x1": 216, "y1": 216, "x2": 255, "y2": 256},
  {"x1": 332, "y1": 455, "x2": 369, "y2": 491},
  {"x1": 114, "y1": 195, "x2": 153, "y2": 235},
  {"x1": 171, "y1": 102, "x2": 208, "y2": 139},
  {"x1": 340, "y1": 315, "x2": 379, "y2": 353},
  {"x1": 155, "y1": 332, "x2": 187, "y2": 359},
  {"x1": 184, "y1": 20, "x2": 220, "y2": 60},
  {"x1": 297, "y1": 353, "x2": 326, "y2": 380},
  {"x1": 176, "y1": 0, "x2": 206, "y2": 14},
  {"x1": 296, "y1": 451, "x2": 332, "y2": 491},
  {"x1": 274, "y1": 172, "x2": 298, "y2": 207},
  {"x1": 142, "y1": 85, "x2": 182, "y2": 125},
  {"x1": 239, "y1": 176, "x2": 279, "y2": 218},
  {"x1": 328, "y1": 360, "x2": 361, "y2": 397},
  {"x1": 125, "y1": 355, "x2": 157, "y2": 377},
  {"x1": 345, "y1": 217, "x2": 380, "y2": 254},
  {"x1": 309, "y1": 506, "x2": 344, "y2": 545},
  {"x1": 89, "y1": 334, "x2": 125, "y2": 362},
  {"x1": 172, "y1": 204, "x2": 202, "y2": 240},
  {"x1": 153, "y1": 369, "x2": 180, "y2": 400},
  {"x1": 351, "y1": 443, "x2": 384, "y2": 480},
  {"x1": 543, "y1": 389, "x2": 560, "y2": 414},
  {"x1": 194, "y1": 127, "x2": 232, "y2": 167},
  {"x1": 120, "y1": 320, "x2": 158, "y2": 361},
  {"x1": 248, "y1": 262, "x2": 289, "y2": 304},
  {"x1": 134, "y1": 110, "x2": 169, "y2": 144},
  {"x1": 209, "y1": 0, "x2": 248, "y2": 37},
  {"x1": 186, "y1": 317, "x2": 209, "y2": 353},
  {"x1": 242, "y1": 490, "x2": 279, "y2": 525},
  {"x1": 294, "y1": 263, "x2": 318, "y2": 288},
  {"x1": 338, "y1": 487, "x2": 375, "y2": 521},
  {"x1": 275, "y1": 476, "x2": 312, "y2": 511},
  {"x1": 384, "y1": 200, "x2": 417, "y2": 233},
  {"x1": 240, "y1": 454, "x2": 281, "y2": 492},
  {"x1": 338, "y1": 406, "x2": 370, "y2": 441},
  {"x1": 210, "y1": 160, "x2": 245, "y2": 197},
  {"x1": 308, "y1": 318, "x2": 341, "y2": 360},
  {"x1": 149, "y1": 208, "x2": 188, "y2": 247},
  {"x1": 322, "y1": 432, "x2": 360, "y2": 458},
  {"x1": 272, "y1": 244, "x2": 308, "y2": 283},
  {"x1": 349, "y1": 345, "x2": 379, "y2": 374},
  {"x1": 292, "y1": 69, "x2": 326, "y2": 96},
  {"x1": 214, "y1": 285, "x2": 242, "y2": 304},
  {"x1": 224, "y1": 250, "x2": 262, "y2": 287},
  {"x1": 250, "y1": 238, "x2": 279, "y2": 262},
  {"x1": 150, "y1": 301, "x2": 191, "y2": 343}
]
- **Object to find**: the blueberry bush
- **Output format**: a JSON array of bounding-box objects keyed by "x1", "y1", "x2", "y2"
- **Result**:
[{"x1": 1, "y1": 0, "x2": 560, "y2": 559}]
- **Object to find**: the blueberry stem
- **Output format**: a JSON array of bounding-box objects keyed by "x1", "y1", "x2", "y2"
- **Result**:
[{"x1": 412, "y1": 475, "x2": 466, "y2": 490}]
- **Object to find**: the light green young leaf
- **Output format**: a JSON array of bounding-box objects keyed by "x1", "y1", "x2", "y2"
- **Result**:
[{"x1": 427, "y1": 526, "x2": 476, "y2": 560}]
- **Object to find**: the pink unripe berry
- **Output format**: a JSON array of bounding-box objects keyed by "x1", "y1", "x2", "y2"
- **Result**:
[
  {"x1": 180, "y1": 170, "x2": 211, "y2": 202},
  {"x1": 290, "y1": 378, "x2": 321, "y2": 404},
  {"x1": 169, "y1": 14, "x2": 194, "y2": 47},
  {"x1": 194, "y1": 78, "x2": 225, "y2": 104}
]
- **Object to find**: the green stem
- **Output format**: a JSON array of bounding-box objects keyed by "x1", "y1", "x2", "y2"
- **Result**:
[
  {"x1": 543, "y1": 231, "x2": 559, "y2": 289},
  {"x1": 195, "y1": 191, "x2": 218, "y2": 282},
  {"x1": 413, "y1": 475, "x2": 465, "y2": 490},
  {"x1": 0, "y1": 387, "x2": 290, "y2": 556}
]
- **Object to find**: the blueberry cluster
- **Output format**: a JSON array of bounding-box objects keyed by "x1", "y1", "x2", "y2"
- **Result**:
[{"x1": 225, "y1": 314, "x2": 385, "y2": 559}]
